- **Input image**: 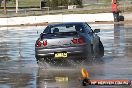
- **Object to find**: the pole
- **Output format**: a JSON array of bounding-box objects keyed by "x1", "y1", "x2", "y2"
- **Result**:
[
  {"x1": 16, "y1": 0, "x2": 18, "y2": 13},
  {"x1": 4, "y1": 0, "x2": 7, "y2": 14}
]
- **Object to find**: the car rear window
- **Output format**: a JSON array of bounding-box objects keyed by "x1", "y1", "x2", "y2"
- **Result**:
[{"x1": 43, "y1": 24, "x2": 84, "y2": 34}]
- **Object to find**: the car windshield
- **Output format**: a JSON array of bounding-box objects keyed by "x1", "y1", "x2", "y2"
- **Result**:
[{"x1": 43, "y1": 24, "x2": 84, "y2": 34}]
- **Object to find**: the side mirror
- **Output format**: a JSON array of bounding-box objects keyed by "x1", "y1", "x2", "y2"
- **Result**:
[{"x1": 94, "y1": 29, "x2": 100, "y2": 33}]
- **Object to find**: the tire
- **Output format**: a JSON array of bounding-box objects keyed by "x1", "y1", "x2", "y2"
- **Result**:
[
  {"x1": 36, "y1": 56, "x2": 68, "y2": 66},
  {"x1": 94, "y1": 40, "x2": 104, "y2": 58},
  {"x1": 35, "y1": 55, "x2": 48, "y2": 63},
  {"x1": 98, "y1": 40, "x2": 104, "y2": 57},
  {"x1": 35, "y1": 55, "x2": 49, "y2": 62},
  {"x1": 35, "y1": 55, "x2": 41, "y2": 61}
]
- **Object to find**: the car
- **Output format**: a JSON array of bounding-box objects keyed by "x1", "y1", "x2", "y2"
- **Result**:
[{"x1": 35, "y1": 22, "x2": 104, "y2": 63}]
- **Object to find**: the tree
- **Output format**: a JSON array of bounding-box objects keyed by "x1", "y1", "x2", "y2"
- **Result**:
[
  {"x1": 45, "y1": 0, "x2": 82, "y2": 9},
  {"x1": 45, "y1": 0, "x2": 51, "y2": 7},
  {"x1": 51, "y1": 0, "x2": 58, "y2": 9},
  {"x1": 3, "y1": 0, "x2": 7, "y2": 14},
  {"x1": 57, "y1": 0, "x2": 68, "y2": 6},
  {"x1": 0, "y1": 0, "x2": 2, "y2": 7},
  {"x1": 76, "y1": 0, "x2": 83, "y2": 7},
  {"x1": 64, "y1": 0, "x2": 68, "y2": 6},
  {"x1": 68, "y1": 0, "x2": 82, "y2": 7},
  {"x1": 45, "y1": 0, "x2": 59, "y2": 9}
]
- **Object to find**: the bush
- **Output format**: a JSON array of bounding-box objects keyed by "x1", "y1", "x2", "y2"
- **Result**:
[
  {"x1": 45, "y1": 0, "x2": 82, "y2": 9},
  {"x1": 69, "y1": 0, "x2": 82, "y2": 7},
  {"x1": 0, "y1": 0, "x2": 2, "y2": 7}
]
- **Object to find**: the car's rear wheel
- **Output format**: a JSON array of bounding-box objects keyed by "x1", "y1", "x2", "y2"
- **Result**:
[
  {"x1": 36, "y1": 56, "x2": 71, "y2": 66},
  {"x1": 35, "y1": 55, "x2": 41, "y2": 62},
  {"x1": 93, "y1": 40, "x2": 104, "y2": 58},
  {"x1": 36, "y1": 56, "x2": 51, "y2": 63}
]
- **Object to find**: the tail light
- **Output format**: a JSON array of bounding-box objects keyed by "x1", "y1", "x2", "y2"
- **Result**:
[
  {"x1": 43, "y1": 40, "x2": 47, "y2": 46},
  {"x1": 71, "y1": 37, "x2": 85, "y2": 44},
  {"x1": 37, "y1": 41, "x2": 41, "y2": 47},
  {"x1": 37, "y1": 40, "x2": 47, "y2": 47},
  {"x1": 71, "y1": 38, "x2": 78, "y2": 44},
  {"x1": 78, "y1": 37, "x2": 85, "y2": 44}
]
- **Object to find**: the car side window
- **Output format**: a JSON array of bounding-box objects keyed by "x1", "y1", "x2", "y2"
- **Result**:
[
  {"x1": 43, "y1": 26, "x2": 51, "y2": 34},
  {"x1": 83, "y1": 23, "x2": 93, "y2": 33}
]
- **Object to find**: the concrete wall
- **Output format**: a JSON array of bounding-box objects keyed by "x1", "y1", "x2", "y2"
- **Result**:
[{"x1": 0, "y1": 13, "x2": 114, "y2": 26}]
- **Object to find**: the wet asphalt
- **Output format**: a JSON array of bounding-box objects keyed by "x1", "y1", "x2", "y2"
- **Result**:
[{"x1": 0, "y1": 24, "x2": 132, "y2": 88}]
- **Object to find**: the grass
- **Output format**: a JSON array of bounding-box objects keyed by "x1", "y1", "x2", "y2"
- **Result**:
[
  {"x1": 1, "y1": 0, "x2": 40, "y2": 7},
  {"x1": 0, "y1": 6, "x2": 112, "y2": 18}
]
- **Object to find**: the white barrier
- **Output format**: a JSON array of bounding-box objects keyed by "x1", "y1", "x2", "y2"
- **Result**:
[{"x1": 0, "y1": 13, "x2": 114, "y2": 25}]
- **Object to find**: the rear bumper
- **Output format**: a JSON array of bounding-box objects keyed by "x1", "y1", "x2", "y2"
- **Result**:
[{"x1": 35, "y1": 44, "x2": 90, "y2": 59}]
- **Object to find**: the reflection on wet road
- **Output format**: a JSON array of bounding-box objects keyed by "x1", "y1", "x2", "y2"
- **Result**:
[{"x1": 0, "y1": 24, "x2": 132, "y2": 88}]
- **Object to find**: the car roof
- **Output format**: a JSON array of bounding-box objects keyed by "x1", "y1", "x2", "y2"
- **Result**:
[{"x1": 48, "y1": 22, "x2": 86, "y2": 27}]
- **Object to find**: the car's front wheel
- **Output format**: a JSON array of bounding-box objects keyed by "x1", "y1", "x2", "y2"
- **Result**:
[
  {"x1": 94, "y1": 40, "x2": 104, "y2": 58},
  {"x1": 98, "y1": 40, "x2": 104, "y2": 57}
]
